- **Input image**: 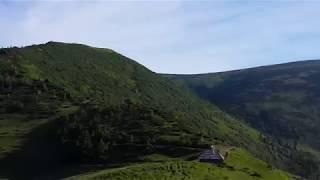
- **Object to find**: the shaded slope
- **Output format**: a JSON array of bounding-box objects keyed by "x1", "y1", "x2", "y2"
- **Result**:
[
  {"x1": 165, "y1": 60, "x2": 320, "y2": 177},
  {"x1": 0, "y1": 77, "x2": 78, "y2": 179}
]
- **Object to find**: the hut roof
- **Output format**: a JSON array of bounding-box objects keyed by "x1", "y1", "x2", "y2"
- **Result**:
[{"x1": 199, "y1": 148, "x2": 224, "y2": 161}]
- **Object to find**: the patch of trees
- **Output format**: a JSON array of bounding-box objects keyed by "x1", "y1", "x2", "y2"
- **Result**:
[
  {"x1": 259, "y1": 135, "x2": 320, "y2": 179},
  {"x1": 54, "y1": 102, "x2": 182, "y2": 162},
  {"x1": 0, "y1": 74, "x2": 70, "y2": 116},
  {"x1": 289, "y1": 151, "x2": 320, "y2": 178}
]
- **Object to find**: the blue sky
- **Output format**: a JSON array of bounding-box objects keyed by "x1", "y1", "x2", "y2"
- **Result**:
[{"x1": 0, "y1": 0, "x2": 320, "y2": 74}]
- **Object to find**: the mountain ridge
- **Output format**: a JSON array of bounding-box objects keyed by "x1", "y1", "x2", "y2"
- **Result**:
[{"x1": 162, "y1": 59, "x2": 320, "y2": 76}]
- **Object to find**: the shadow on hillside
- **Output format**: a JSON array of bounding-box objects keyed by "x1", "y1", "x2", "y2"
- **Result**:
[
  {"x1": 0, "y1": 120, "x2": 65, "y2": 180},
  {"x1": 0, "y1": 120, "x2": 133, "y2": 179},
  {"x1": 0, "y1": 119, "x2": 204, "y2": 179}
]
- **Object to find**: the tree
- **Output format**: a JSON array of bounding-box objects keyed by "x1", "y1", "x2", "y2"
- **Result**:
[
  {"x1": 82, "y1": 130, "x2": 93, "y2": 155},
  {"x1": 97, "y1": 138, "x2": 108, "y2": 156}
]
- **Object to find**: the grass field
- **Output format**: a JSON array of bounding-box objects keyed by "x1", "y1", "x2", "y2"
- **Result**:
[{"x1": 66, "y1": 148, "x2": 297, "y2": 180}]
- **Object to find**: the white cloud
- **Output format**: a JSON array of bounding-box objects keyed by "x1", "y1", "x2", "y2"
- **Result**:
[{"x1": 0, "y1": 1, "x2": 320, "y2": 73}]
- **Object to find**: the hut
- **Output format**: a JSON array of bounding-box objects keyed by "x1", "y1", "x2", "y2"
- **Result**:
[{"x1": 199, "y1": 145, "x2": 224, "y2": 164}]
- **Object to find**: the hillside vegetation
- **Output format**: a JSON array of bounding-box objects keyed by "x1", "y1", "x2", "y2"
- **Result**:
[
  {"x1": 0, "y1": 42, "x2": 261, "y2": 143},
  {"x1": 165, "y1": 60, "x2": 320, "y2": 178},
  {"x1": 0, "y1": 42, "x2": 284, "y2": 179}
]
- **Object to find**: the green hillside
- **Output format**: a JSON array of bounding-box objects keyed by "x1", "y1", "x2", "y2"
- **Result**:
[
  {"x1": 0, "y1": 42, "x2": 264, "y2": 148},
  {"x1": 66, "y1": 148, "x2": 295, "y2": 180},
  {"x1": 165, "y1": 60, "x2": 320, "y2": 178},
  {"x1": 0, "y1": 42, "x2": 286, "y2": 179}
]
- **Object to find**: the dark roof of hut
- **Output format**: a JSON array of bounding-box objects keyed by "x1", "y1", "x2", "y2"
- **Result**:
[{"x1": 199, "y1": 149, "x2": 224, "y2": 161}]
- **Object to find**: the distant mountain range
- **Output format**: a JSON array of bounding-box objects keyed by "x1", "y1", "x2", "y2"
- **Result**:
[{"x1": 0, "y1": 42, "x2": 317, "y2": 179}]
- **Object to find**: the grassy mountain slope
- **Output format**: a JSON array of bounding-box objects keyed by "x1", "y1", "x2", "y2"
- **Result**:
[
  {"x1": 66, "y1": 148, "x2": 295, "y2": 180},
  {"x1": 0, "y1": 42, "x2": 264, "y2": 148},
  {"x1": 0, "y1": 42, "x2": 283, "y2": 179},
  {"x1": 165, "y1": 60, "x2": 320, "y2": 178}
]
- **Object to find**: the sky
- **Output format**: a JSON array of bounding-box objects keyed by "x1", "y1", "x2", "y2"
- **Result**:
[{"x1": 0, "y1": 0, "x2": 320, "y2": 74}]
